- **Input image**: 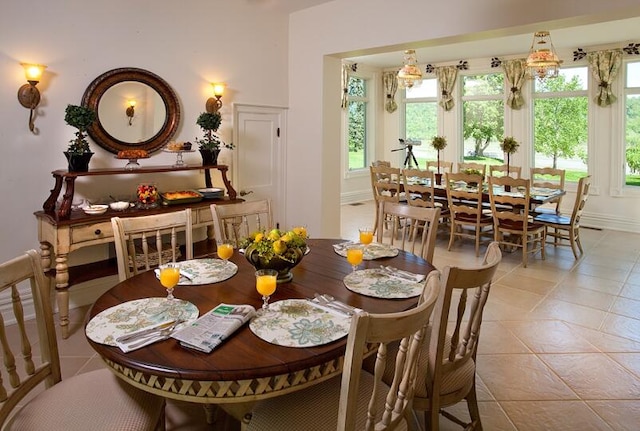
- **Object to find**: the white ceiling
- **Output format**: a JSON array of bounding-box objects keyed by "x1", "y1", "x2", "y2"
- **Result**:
[{"x1": 345, "y1": 16, "x2": 640, "y2": 69}]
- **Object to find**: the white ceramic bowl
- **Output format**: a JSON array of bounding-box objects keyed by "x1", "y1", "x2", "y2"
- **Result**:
[
  {"x1": 109, "y1": 201, "x2": 130, "y2": 211},
  {"x1": 82, "y1": 204, "x2": 108, "y2": 215}
]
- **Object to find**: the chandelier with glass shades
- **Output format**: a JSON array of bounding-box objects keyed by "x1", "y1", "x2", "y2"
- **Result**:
[
  {"x1": 526, "y1": 31, "x2": 563, "y2": 80},
  {"x1": 397, "y1": 49, "x2": 423, "y2": 88}
]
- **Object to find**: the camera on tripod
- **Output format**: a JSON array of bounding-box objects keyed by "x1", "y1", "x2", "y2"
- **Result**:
[{"x1": 391, "y1": 138, "x2": 421, "y2": 169}]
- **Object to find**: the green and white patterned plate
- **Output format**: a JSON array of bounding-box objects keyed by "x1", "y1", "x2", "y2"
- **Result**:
[
  {"x1": 85, "y1": 297, "x2": 199, "y2": 346},
  {"x1": 343, "y1": 268, "x2": 425, "y2": 299},
  {"x1": 156, "y1": 258, "x2": 238, "y2": 285},
  {"x1": 249, "y1": 299, "x2": 351, "y2": 347},
  {"x1": 333, "y1": 242, "x2": 399, "y2": 260}
]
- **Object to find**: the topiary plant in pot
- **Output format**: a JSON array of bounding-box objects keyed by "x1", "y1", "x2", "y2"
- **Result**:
[
  {"x1": 64, "y1": 104, "x2": 96, "y2": 172},
  {"x1": 195, "y1": 112, "x2": 234, "y2": 166},
  {"x1": 500, "y1": 136, "x2": 519, "y2": 190},
  {"x1": 431, "y1": 135, "x2": 447, "y2": 184}
]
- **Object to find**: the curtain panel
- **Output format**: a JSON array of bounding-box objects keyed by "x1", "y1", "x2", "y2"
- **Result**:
[
  {"x1": 382, "y1": 71, "x2": 398, "y2": 113},
  {"x1": 587, "y1": 49, "x2": 623, "y2": 107},
  {"x1": 503, "y1": 59, "x2": 527, "y2": 109},
  {"x1": 341, "y1": 63, "x2": 349, "y2": 109},
  {"x1": 435, "y1": 66, "x2": 458, "y2": 111}
]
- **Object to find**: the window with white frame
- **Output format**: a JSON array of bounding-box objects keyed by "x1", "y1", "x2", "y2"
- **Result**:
[
  {"x1": 625, "y1": 60, "x2": 640, "y2": 187},
  {"x1": 461, "y1": 73, "x2": 505, "y2": 166},
  {"x1": 346, "y1": 75, "x2": 370, "y2": 171},
  {"x1": 403, "y1": 79, "x2": 438, "y2": 168},
  {"x1": 533, "y1": 67, "x2": 589, "y2": 182}
]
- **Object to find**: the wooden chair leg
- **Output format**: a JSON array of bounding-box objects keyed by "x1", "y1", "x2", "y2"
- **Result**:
[{"x1": 466, "y1": 381, "x2": 483, "y2": 431}]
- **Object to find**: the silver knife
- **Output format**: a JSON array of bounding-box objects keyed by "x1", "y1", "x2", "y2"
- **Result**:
[{"x1": 116, "y1": 319, "x2": 178, "y2": 343}]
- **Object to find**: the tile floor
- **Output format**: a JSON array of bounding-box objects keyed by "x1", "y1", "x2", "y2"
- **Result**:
[{"x1": 43, "y1": 201, "x2": 640, "y2": 429}]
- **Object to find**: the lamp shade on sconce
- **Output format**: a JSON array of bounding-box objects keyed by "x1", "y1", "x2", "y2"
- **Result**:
[
  {"x1": 206, "y1": 82, "x2": 225, "y2": 114},
  {"x1": 17, "y1": 63, "x2": 47, "y2": 133}
]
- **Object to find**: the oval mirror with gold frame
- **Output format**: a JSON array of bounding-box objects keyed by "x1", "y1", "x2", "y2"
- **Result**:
[{"x1": 82, "y1": 67, "x2": 180, "y2": 154}]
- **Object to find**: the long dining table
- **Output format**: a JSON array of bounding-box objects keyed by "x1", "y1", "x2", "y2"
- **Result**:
[{"x1": 85, "y1": 238, "x2": 435, "y2": 416}]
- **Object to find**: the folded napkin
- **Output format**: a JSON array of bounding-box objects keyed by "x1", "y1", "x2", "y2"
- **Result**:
[
  {"x1": 332, "y1": 241, "x2": 355, "y2": 251},
  {"x1": 115, "y1": 319, "x2": 179, "y2": 353},
  {"x1": 379, "y1": 266, "x2": 426, "y2": 283}
]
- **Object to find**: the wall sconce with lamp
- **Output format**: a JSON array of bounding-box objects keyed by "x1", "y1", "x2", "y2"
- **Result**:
[
  {"x1": 206, "y1": 83, "x2": 225, "y2": 114},
  {"x1": 17, "y1": 63, "x2": 47, "y2": 133},
  {"x1": 126, "y1": 100, "x2": 136, "y2": 125}
]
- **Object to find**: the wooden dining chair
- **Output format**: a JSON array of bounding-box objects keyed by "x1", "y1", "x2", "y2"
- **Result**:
[
  {"x1": 245, "y1": 270, "x2": 441, "y2": 431},
  {"x1": 445, "y1": 172, "x2": 494, "y2": 257},
  {"x1": 403, "y1": 168, "x2": 450, "y2": 225},
  {"x1": 488, "y1": 176, "x2": 546, "y2": 267},
  {"x1": 414, "y1": 242, "x2": 502, "y2": 431},
  {"x1": 489, "y1": 164, "x2": 522, "y2": 178},
  {"x1": 111, "y1": 208, "x2": 193, "y2": 281},
  {"x1": 376, "y1": 200, "x2": 441, "y2": 263},
  {"x1": 457, "y1": 162, "x2": 487, "y2": 176},
  {"x1": 0, "y1": 250, "x2": 166, "y2": 430},
  {"x1": 370, "y1": 164, "x2": 403, "y2": 234},
  {"x1": 530, "y1": 166, "x2": 566, "y2": 214},
  {"x1": 534, "y1": 175, "x2": 591, "y2": 259},
  {"x1": 210, "y1": 199, "x2": 273, "y2": 246}
]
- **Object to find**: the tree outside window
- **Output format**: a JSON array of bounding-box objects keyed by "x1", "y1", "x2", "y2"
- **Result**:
[
  {"x1": 625, "y1": 61, "x2": 640, "y2": 187},
  {"x1": 347, "y1": 76, "x2": 368, "y2": 170},
  {"x1": 462, "y1": 74, "x2": 504, "y2": 167},
  {"x1": 533, "y1": 67, "x2": 588, "y2": 182}
]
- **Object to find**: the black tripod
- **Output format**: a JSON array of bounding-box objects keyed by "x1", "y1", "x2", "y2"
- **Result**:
[{"x1": 392, "y1": 139, "x2": 420, "y2": 169}]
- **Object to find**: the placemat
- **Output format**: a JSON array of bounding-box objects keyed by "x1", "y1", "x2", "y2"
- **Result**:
[
  {"x1": 333, "y1": 242, "x2": 399, "y2": 260},
  {"x1": 249, "y1": 299, "x2": 351, "y2": 347},
  {"x1": 86, "y1": 297, "x2": 199, "y2": 346},
  {"x1": 155, "y1": 258, "x2": 238, "y2": 285},
  {"x1": 343, "y1": 268, "x2": 425, "y2": 299}
]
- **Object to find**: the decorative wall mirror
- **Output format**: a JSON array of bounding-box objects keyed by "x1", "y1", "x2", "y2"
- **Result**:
[{"x1": 82, "y1": 67, "x2": 180, "y2": 154}]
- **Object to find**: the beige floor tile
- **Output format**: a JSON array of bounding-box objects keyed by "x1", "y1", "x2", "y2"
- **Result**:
[
  {"x1": 560, "y1": 272, "x2": 624, "y2": 296},
  {"x1": 550, "y1": 283, "x2": 617, "y2": 311},
  {"x1": 608, "y1": 353, "x2": 640, "y2": 379},
  {"x1": 587, "y1": 400, "x2": 640, "y2": 431},
  {"x1": 530, "y1": 297, "x2": 607, "y2": 330},
  {"x1": 500, "y1": 401, "x2": 612, "y2": 431},
  {"x1": 487, "y1": 283, "x2": 546, "y2": 312},
  {"x1": 539, "y1": 353, "x2": 640, "y2": 399},
  {"x1": 610, "y1": 296, "x2": 640, "y2": 319},
  {"x1": 563, "y1": 323, "x2": 640, "y2": 353},
  {"x1": 601, "y1": 313, "x2": 640, "y2": 343},
  {"x1": 497, "y1": 272, "x2": 557, "y2": 296},
  {"x1": 502, "y1": 320, "x2": 599, "y2": 353},
  {"x1": 620, "y1": 282, "x2": 640, "y2": 300},
  {"x1": 476, "y1": 321, "x2": 532, "y2": 354},
  {"x1": 574, "y1": 262, "x2": 631, "y2": 283},
  {"x1": 476, "y1": 354, "x2": 577, "y2": 401}
]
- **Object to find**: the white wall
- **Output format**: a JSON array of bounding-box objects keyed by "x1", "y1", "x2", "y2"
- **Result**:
[
  {"x1": 288, "y1": 0, "x2": 640, "y2": 237},
  {"x1": 0, "y1": 0, "x2": 291, "y2": 263}
]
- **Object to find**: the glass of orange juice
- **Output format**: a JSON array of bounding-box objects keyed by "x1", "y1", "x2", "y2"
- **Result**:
[
  {"x1": 256, "y1": 269, "x2": 278, "y2": 314},
  {"x1": 217, "y1": 241, "x2": 234, "y2": 261},
  {"x1": 359, "y1": 227, "x2": 373, "y2": 249},
  {"x1": 346, "y1": 245, "x2": 364, "y2": 281},
  {"x1": 159, "y1": 263, "x2": 180, "y2": 299}
]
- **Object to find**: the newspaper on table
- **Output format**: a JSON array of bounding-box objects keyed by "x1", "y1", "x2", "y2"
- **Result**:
[{"x1": 170, "y1": 303, "x2": 256, "y2": 353}]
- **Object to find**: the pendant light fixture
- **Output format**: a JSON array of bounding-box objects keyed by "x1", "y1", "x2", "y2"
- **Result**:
[
  {"x1": 526, "y1": 31, "x2": 562, "y2": 80},
  {"x1": 397, "y1": 49, "x2": 423, "y2": 89}
]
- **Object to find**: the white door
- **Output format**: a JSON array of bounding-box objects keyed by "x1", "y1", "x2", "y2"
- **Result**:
[{"x1": 232, "y1": 104, "x2": 287, "y2": 226}]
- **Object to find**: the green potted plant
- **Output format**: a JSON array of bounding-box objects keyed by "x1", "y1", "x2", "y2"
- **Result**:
[
  {"x1": 431, "y1": 136, "x2": 447, "y2": 184},
  {"x1": 195, "y1": 112, "x2": 233, "y2": 165},
  {"x1": 64, "y1": 104, "x2": 96, "y2": 172},
  {"x1": 500, "y1": 136, "x2": 519, "y2": 190}
]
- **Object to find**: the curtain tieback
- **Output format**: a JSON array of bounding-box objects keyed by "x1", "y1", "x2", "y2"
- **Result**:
[
  {"x1": 442, "y1": 90, "x2": 449, "y2": 97},
  {"x1": 599, "y1": 82, "x2": 610, "y2": 89},
  {"x1": 510, "y1": 87, "x2": 519, "y2": 93}
]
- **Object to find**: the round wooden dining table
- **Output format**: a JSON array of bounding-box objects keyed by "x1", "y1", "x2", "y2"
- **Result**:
[{"x1": 85, "y1": 238, "x2": 436, "y2": 407}]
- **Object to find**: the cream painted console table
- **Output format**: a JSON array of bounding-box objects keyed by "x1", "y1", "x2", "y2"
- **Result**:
[{"x1": 35, "y1": 164, "x2": 241, "y2": 338}]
